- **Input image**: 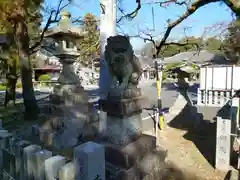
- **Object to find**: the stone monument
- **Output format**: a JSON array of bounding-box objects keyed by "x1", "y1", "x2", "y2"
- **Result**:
[
  {"x1": 98, "y1": 35, "x2": 167, "y2": 179},
  {"x1": 39, "y1": 11, "x2": 96, "y2": 149}
]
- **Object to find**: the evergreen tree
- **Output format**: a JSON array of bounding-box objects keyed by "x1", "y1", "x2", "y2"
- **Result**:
[
  {"x1": 0, "y1": 0, "x2": 43, "y2": 117},
  {"x1": 222, "y1": 19, "x2": 240, "y2": 63},
  {"x1": 78, "y1": 13, "x2": 100, "y2": 67}
]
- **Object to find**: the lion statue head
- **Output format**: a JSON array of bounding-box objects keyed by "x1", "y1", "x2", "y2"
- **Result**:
[{"x1": 104, "y1": 35, "x2": 142, "y2": 87}]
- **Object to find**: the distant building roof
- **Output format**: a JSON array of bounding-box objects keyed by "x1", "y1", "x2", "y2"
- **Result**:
[{"x1": 162, "y1": 50, "x2": 230, "y2": 65}]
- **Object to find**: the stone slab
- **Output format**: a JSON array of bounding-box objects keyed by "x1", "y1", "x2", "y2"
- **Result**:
[
  {"x1": 2, "y1": 148, "x2": 16, "y2": 178},
  {"x1": 15, "y1": 140, "x2": 31, "y2": 180},
  {"x1": 44, "y1": 155, "x2": 66, "y2": 180},
  {"x1": 99, "y1": 96, "x2": 144, "y2": 117},
  {"x1": 59, "y1": 162, "x2": 75, "y2": 180},
  {"x1": 98, "y1": 134, "x2": 156, "y2": 169},
  {"x1": 0, "y1": 131, "x2": 12, "y2": 178},
  {"x1": 23, "y1": 144, "x2": 41, "y2": 180},
  {"x1": 34, "y1": 149, "x2": 52, "y2": 180},
  {"x1": 215, "y1": 116, "x2": 231, "y2": 171},
  {"x1": 74, "y1": 141, "x2": 105, "y2": 180}
]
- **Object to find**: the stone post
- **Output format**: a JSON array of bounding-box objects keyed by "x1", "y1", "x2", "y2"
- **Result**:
[
  {"x1": 74, "y1": 141, "x2": 105, "y2": 180},
  {"x1": 44, "y1": 155, "x2": 66, "y2": 180},
  {"x1": 0, "y1": 130, "x2": 12, "y2": 179},
  {"x1": 23, "y1": 144, "x2": 41, "y2": 179},
  {"x1": 34, "y1": 149, "x2": 52, "y2": 180},
  {"x1": 215, "y1": 116, "x2": 231, "y2": 171},
  {"x1": 59, "y1": 162, "x2": 75, "y2": 180},
  {"x1": 15, "y1": 140, "x2": 31, "y2": 180}
]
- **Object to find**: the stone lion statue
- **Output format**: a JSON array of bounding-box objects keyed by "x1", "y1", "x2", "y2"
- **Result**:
[{"x1": 104, "y1": 35, "x2": 142, "y2": 96}]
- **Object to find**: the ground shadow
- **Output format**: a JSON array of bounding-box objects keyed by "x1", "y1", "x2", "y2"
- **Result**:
[
  {"x1": 168, "y1": 104, "x2": 217, "y2": 167},
  {"x1": 168, "y1": 101, "x2": 238, "y2": 170}
]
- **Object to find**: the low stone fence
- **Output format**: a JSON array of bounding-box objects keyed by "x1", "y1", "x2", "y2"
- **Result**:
[
  {"x1": 0, "y1": 123, "x2": 105, "y2": 180},
  {"x1": 215, "y1": 97, "x2": 240, "y2": 172}
]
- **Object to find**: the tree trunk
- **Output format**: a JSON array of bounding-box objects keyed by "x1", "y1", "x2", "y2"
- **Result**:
[
  {"x1": 4, "y1": 63, "x2": 17, "y2": 107},
  {"x1": 15, "y1": 20, "x2": 38, "y2": 119}
]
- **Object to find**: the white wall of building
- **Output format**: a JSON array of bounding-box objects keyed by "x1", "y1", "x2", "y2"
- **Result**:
[
  {"x1": 198, "y1": 65, "x2": 240, "y2": 106},
  {"x1": 200, "y1": 65, "x2": 240, "y2": 90}
]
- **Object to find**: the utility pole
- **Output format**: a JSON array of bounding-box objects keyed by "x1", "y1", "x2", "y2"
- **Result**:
[
  {"x1": 99, "y1": 0, "x2": 117, "y2": 135},
  {"x1": 99, "y1": 0, "x2": 117, "y2": 100}
]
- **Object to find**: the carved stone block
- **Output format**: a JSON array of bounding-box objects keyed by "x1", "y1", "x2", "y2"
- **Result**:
[
  {"x1": 99, "y1": 96, "x2": 144, "y2": 117},
  {"x1": 100, "y1": 113, "x2": 142, "y2": 145},
  {"x1": 99, "y1": 134, "x2": 156, "y2": 169}
]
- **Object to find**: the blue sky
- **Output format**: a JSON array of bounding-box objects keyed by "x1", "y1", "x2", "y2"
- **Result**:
[{"x1": 44, "y1": 0, "x2": 234, "y2": 50}]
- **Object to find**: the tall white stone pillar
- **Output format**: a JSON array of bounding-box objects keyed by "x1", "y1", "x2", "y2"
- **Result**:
[
  {"x1": 99, "y1": 0, "x2": 117, "y2": 100},
  {"x1": 99, "y1": 0, "x2": 117, "y2": 134}
]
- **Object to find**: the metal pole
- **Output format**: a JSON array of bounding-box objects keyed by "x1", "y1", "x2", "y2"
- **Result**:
[
  {"x1": 99, "y1": 0, "x2": 117, "y2": 100},
  {"x1": 155, "y1": 59, "x2": 165, "y2": 131}
]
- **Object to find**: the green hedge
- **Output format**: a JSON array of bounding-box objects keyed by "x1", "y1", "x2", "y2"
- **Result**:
[
  {"x1": 16, "y1": 82, "x2": 22, "y2": 88},
  {"x1": 38, "y1": 74, "x2": 51, "y2": 82},
  {"x1": 0, "y1": 84, "x2": 6, "y2": 91}
]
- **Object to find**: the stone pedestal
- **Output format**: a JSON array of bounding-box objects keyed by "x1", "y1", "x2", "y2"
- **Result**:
[
  {"x1": 44, "y1": 155, "x2": 66, "y2": 180},
  {"x1": 23, "y1": 145, "x2": 41, "y2": 179},
  {"x1": 34, "y1": 149, "x2": 52, "y2": 180},
  {"x1": 74, "y1": 141, "x2": 105, "y2": 180},
  {"x1": 97, "y1": 90, "x2": 167, "y2": 179},
  {"x1": 41, "y1": 83, "x2": 96, "y2": 149}
]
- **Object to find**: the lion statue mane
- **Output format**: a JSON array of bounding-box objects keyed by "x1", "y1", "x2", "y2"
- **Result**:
[{"x1": 104, "y1": 35, "x2": 142, "y2": 92}]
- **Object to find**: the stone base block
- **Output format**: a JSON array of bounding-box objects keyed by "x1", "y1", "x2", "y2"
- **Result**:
[
  {"x1": 106, "y1": 146, "x2": 168, "y2": 180},
  {"x1": 100, "y1": 113, "x2": 142, "y2": 146},
  {"x1": 39, "y1": 129, "x2": 57, "y2": 147},
  {"x1": 99, "y1": 96, "x2": 144, "y2": 117},
  {"x1": 99, "y1": 134, "x2": 156, "y2": 169}
]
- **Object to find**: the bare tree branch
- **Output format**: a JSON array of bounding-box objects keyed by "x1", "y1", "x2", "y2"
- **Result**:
[
  {"x1": 117, "y1": 0, "x2": 141, "y2": 23},
  {"x1": 29, "y1": 0, "x2": 71, "y2": 53},
  {"x1": 155, "y1": 0, "x2": 219, "y2": 56}
]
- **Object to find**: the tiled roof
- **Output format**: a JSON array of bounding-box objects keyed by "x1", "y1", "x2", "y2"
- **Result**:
[{"x1": 162, "y1": 50, "x2": 229, "y2": 65}]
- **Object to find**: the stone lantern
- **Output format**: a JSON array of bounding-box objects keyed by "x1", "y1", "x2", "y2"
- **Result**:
[
  {"x1": 45, "y1": 11, "x2": 85, "y2": 103},
  {"x1": 40, "y1": 11, "x2": 94, "y2": 149}
]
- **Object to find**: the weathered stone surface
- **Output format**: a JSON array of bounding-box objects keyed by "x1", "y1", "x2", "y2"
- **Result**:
[
  {"x1": 34, "y1": 149, "x2": 52, "y2": 180},
  {"x1": 138, "y1": 147, "x2": 168, "y2": 178},
  {"x1": 0, "y1": 131, "x2": 12, "y2": 178},
  {"x1": 59, "y1": 162, "x2": 75, "y2": 180},
  {"x1": 15, "y1": 140, "x2": 31, "y2": 180},
  {"x1": 39, "y1": 129, "x2": 57, "y2": 147},
  {"x1": 45, "y1": 84, "x2": 92, "y2": 149},
  {"x1": 101, "y1": 113, "x2": 142, "y2": 145},
  {"x1": 32, "y1": 124, "x2": 40, "y2": 137},
  {"x1": 215, "y1": 116, "x2": 231, "y2": 171},
  {"x1": 106, "y1": 146, "x2": 167, "y2": 180},
  {"x1": 104, "y1": 35, "x2": 142, "y2": 94},
  {"x1": 44, "y1": 155, "x2": 66, "y2": 180},
  {"x1": 100, "y1": 134, "x2": 156, "y2": 169},
  {"x1": 115, "y1": 165, "x2": 139, "y2": 180},
  {"x1": 99, "y1": 96, "x2": 144, "y2": 117},
  {"x1": 23, "y1": 145, "x2": 41, "y2": 179},
  {"x1": 74, "y1": 141, "x2": 105, "y2": 180}
]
